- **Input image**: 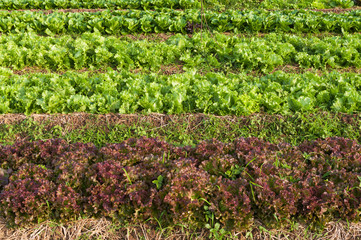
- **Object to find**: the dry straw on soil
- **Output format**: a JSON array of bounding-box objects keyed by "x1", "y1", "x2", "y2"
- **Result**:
[
  {"x1": 0, "y1": 112, "x2": 359, "y2": 132},
  {"x1": 1, "y1": 218, "x2": 361, "y2": 240}
]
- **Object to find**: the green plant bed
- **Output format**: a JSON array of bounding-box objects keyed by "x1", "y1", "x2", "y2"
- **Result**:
[
  {"x1": 0, "y1": 9, "x2": 360, "y2": 35},
  {"x1": 0, "y1": 0, "x2": 357, "y2": 10},
  {"x1": 1, "y1": 69, "x2": 361, "y2": 115},
  {"x1": 204, "y1": 0, "x2": 357, "y2": 11},
  {"x1": 0, "y1": 0, "x2": 200, "y2": 10},
  {"x1": 1, "y1": 32, "x2": 360, "y2": 73}
]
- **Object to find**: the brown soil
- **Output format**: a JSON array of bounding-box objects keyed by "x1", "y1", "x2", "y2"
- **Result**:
[
  {"x1": 7, "y1": 8, "x2": 110, "y2": 14},
  {"x1": 262, "y1": 7, "x2": 361, "y2": 13},
  {"x1": 5, "y1": 29, "x2": 355, "y2": 42},
  {"x1": 108, "y1": 30, "x2": 357, "y2": 43},
  {"x1": 0, "y1": 113, "x2": 199, "y2": 130},
  {"x1": 309, "y1": 7, "x2": 361, "y2": 13},
  {"x1": 158, "y1": 64, "x2": 184, "y2": 75},
  {"x1": 268, "y1": 64, "x2": 361, "y2": 75},
  {"x1": 9, "y1": 64, "x2": 185, "y2": 76},
  {"x1": 12, "y1": 67, "x2": 50, "y2": 75},
  {"x1": 130, "y1": 63, "x2": 184, "y2": 75},
  {"x1": 119, "y1": 32, "x2": 178, "y2": 42},
  {"x1": 5, "y1": 6, "x2": 361, "y2": 14},
  {"x1": 205, "y1": 64, "x2": 361, "y2": 77},
  {"x1": 239, "y1": 32, "x2": 351, "y2": 38},
  {"x1": 6, "y1": 61, "x2": 361, "y2": 77},
  {"x1": 1, "y1": 217, "x2": 361, "y2": 240},
  {"x1": 6, "y1": 8, "x2": 183, "y2": 14},
  {"x1": 11, "y1": 66, "x2": 112, "y2": 76}
]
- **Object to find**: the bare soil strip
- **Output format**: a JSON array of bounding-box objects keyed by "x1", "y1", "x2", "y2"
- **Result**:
[
  {"x1": 4, "y1": 8, "x2": 110, "y2": 14},
  {"x1": 120, "y1": 32, "x2": 357, "y2": 41},
  {"x1": 0, "y1": 112, "x2": 359, "y2": 131},
  {"x1": 0, "y1": 113, "x2": 233, "y2": 129},
  {"x1": 2, "y1": 31, "x2": 352, "y2": 42},
  {"x1": 7, "y1": 64, "x2": 361, "y2": 77},
  {"x1": 267, "y1": 64, "x2": 361, "y2": 75},
  {"x1": 1, "y1": 217, "x2": 361, "y2": 240},
  {"x1": 3, "y1": 8, "x2": 180, "y2": 14},
  {"x1": 3, "y1": 7, "x2": 361, "y2": 13},
  {"x1": 307, "y1": 6, "x2": 361, "y2": 13},
  {"x1": 9, "y1": 63, "x2": 184, "y2": 76},
  {"x1": 265, "y1": 6, "x2": 361, "y2": 13}
]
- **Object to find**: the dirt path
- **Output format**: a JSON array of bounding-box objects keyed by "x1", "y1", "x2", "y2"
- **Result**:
[
  {"x1": 0, "y1": 112, "x2": 359, "y2": 129},
  {"x1": 5, "y1": 64, "x2": 361, "y2": 77},
  {"x1": 3, "y1": 8, "x2": 181, "y2": 14},
  {"x1": 3, "y1": 7, "x2": 361, "y2": 14}
]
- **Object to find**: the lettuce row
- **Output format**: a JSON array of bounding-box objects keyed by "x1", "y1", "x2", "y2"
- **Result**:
[
  {"x1": 0, "y1": 32, "x2": 360, "y2": 72},
  {"x1": 204, "y1": 0, "x2": 357, "y2": 10},
  {"x1": 0, "y1": 9, "x2": 360, "y2": 34},
  {"x1": 1, "y1": 69, "x2": 361, "y2": 115},
  {"x1": 0, "y1": 0, "x2": 356, "y2": 10},
  {"x1": 1, "y1": 137, "x2": 361, "y2": 229},
  {"x1": 0, "y1": 0, "x2": 200, "y2": 10}
]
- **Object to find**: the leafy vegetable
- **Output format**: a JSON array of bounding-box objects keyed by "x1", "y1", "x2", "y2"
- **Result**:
[
  {"x1": 0, "y1": 9, "x2": 360, "y2": 35},
  {"x1": 1, "y1": 137, "x2": 361, "y2": 229},
  {"x1": 0, "y1": 32, "x2": 360, "y2": 72},
  {"x1": 1, "y1": 69, "x2": 361, "y2": 115}
]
